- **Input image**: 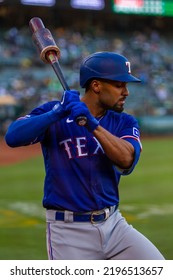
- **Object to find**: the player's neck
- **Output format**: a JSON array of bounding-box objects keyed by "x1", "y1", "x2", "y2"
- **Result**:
[{"x1": 81, "y1": 95, "x2": 106, "y2": 118}]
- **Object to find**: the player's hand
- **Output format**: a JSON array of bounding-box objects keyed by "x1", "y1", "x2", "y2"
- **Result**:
[
  {"x1": 67, "y1": 101, "x2": 99, "y2": 132},
  {"x1": 61, "y1": 90, "x2": 80, "y2": 106},
  {"x1": 52, "y1": 90, "x2": 80, "y2": 120}
]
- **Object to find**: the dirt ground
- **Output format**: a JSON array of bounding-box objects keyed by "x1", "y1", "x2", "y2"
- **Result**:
[{"x1": 0, "y1": 137, "x2": 41, "y2": 166}]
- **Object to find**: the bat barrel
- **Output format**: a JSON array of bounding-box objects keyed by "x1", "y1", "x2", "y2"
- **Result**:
[
  {"x1": 29, "y1": 17, "x2": 60, "y2": 63},
  {"x1": 29, "y1": 17, "x2": 45, "y2": 33}
]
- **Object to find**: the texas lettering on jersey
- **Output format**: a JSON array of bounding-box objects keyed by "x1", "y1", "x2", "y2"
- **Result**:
[{"x1": 59, "y1": 136, "x2": 104, "y2": 159}]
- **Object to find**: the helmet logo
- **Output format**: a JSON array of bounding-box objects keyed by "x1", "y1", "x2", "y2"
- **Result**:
[{"x1": 126, "y1": 61, "x2": 131, "y2": 73}]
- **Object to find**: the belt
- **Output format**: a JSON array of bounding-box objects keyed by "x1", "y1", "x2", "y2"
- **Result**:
[{"x1": 53, "y1": 205, "x2": 118, "y2": 224}]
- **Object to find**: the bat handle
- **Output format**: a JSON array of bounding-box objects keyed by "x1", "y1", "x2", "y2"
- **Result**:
[
  {"x1": 46, "y1": 51, "x2": 70, "y2": 90},
  {"x1": 46, "y1": 51, "x2": 87, "y2": 126}
]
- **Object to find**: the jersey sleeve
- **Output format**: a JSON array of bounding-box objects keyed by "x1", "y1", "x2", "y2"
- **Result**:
[
  {"x1": 116, "y1": 113, "x2": 142, "y2": 175},
  {"x1": 5, "y1": 101, "x2": 59, "y2": 147}
]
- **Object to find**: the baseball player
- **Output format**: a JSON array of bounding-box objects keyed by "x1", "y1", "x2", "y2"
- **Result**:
[{"x1": 5, "y1": 52, "x2": 164, "y2": 260}]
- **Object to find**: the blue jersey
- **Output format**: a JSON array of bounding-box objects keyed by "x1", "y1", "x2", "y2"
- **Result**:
[{"x1": 5, "y1": 101, "x2": 142, "y2": 212}]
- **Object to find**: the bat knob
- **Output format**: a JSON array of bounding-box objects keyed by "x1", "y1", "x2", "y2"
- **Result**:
[{"x1": 76, "y1": 116, "x2": 87, "y2": 126}]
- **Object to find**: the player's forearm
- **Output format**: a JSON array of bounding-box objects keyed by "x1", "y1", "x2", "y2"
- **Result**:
[
  {"x1": 93, "y1": 125, "x2": 134, "y2": 169},
  {"x1": 5, "y1": 110, "x2": 59, "y2": 147}
]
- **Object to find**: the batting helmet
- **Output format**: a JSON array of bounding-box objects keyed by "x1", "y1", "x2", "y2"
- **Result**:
[{"x1": 80, "y1": 51, "x2": 141, "y2": 88}]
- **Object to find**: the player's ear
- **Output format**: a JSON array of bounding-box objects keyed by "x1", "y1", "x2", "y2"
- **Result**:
[{"x1": 90, "y1": 79, "x2": 101, "y2": 94}]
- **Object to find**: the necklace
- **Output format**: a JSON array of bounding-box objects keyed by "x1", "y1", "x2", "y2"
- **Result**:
[{"x1": 96, "y1": 112, "x2": 106, "y2": 122}]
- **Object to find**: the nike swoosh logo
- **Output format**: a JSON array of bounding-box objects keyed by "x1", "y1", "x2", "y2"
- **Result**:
[{"x1": 66, "y1": 118, "x2": 74, "y2": 123}]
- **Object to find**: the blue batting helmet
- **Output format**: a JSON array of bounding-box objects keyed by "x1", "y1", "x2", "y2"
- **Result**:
[{"x1": 80, "y1": 51, "x2": 141, "y2": 88}]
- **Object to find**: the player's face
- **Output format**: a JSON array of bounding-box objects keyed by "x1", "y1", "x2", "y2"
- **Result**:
[{"x1": 97, "y1": 80, "x2": 129, "y2": 113}]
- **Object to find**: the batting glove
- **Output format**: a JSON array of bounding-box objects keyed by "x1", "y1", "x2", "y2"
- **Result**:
[
  {"x1": 52, "y1": 90, "x2": 80, "y2": 120},
  {"x1": 67, "y1": 101, "x2": 99, "y2": 132}
]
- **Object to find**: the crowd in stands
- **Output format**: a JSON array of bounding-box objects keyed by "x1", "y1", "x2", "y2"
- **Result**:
[{"x1": 1, "y1": 24, "x2": 173, "y2": 134}]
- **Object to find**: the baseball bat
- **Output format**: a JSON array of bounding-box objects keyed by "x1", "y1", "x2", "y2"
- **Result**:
[{"x1": 29, "y1": 17, "x2": 87, "y2": 126}]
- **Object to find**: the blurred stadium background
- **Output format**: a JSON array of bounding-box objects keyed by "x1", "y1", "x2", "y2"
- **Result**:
[{"x1": 0, "y1": 0, "x2": 173, "y2": 260}]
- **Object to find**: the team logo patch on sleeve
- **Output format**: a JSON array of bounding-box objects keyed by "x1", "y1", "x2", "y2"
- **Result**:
[{"x1": 133, "y1": 127, "x2": 140, "y2": 138}]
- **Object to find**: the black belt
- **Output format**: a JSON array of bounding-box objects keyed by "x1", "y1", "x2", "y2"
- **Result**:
[{"x1": 54, "y1": 205, "x2": 118, "y2": 224}]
